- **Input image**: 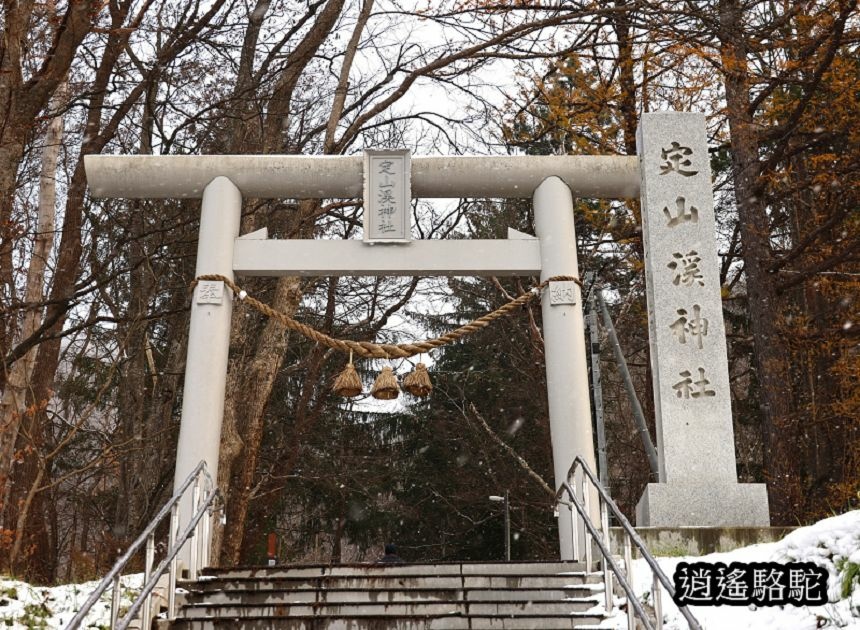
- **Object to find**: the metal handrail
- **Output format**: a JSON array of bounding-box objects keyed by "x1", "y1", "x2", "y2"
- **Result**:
[
  {"x1": 65, "y1": 461, "x2": 217, "y2": 630},
  {"x1": 116, "y1": 486, "x2": 220, "y2": 630},
  {"x1": 558, "y1": 480, "x2": 653, "y2": 627},
  {"x1": 556, "y1": 456, "x2": 702, "y2": 630}
]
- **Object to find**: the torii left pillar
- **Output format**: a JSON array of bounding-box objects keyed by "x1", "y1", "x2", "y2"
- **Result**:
[
  {"x1": 173, "y1": 177, "x2": 242, "y2": 568},
  {"x1": 534, "y1": 177, "x2": 599, "y2": 559}
]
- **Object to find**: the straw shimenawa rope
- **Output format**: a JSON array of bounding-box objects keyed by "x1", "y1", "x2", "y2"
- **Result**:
[{"x1": 190, "y1": 274, "x2": 582, "y2": 359}]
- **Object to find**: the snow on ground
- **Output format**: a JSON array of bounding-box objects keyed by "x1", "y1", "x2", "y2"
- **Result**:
[
  {"x1": 601, "y1": 510, "x2": 860, "y2": 629},
  {"x1": 0, "y1": 511, "x2": 857, "y2": 629},
  {"x1": 0, "y1": 572, "x2": 142, "y2": 629}
]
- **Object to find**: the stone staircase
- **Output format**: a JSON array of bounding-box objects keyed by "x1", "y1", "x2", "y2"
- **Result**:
[{"x1": 167, "y1": 561, "x2": 609, "y2": 629}]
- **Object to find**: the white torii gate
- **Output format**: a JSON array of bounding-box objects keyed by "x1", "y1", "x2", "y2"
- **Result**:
[{"x1": 84, "y1": 111, "x2": 769, "y2": 565}]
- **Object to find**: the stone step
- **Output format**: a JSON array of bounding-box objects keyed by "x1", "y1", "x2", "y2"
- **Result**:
[
  {"x1": 169, "y1": 562, "x2": 610, "y2": 629},
  {"x1": 183, "y1": 586, "x2": 598, "y2": 605},
  {"x1": 168, "y1": 613, "x2": 606, "y2": 629},
  {"x1": 199, "y1": 561, "x2": 589, "y2": 579},
  {"x1": 179, "y1": 598, "x2": 601, "y2": 618},
  {"x1": 185, "y1": 573, "x2": 598, "y2": 592}
]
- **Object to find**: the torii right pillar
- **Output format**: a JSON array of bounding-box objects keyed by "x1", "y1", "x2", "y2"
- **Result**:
[{"x1": 635, "y1": 112, "x2": 770, "y2": 526}]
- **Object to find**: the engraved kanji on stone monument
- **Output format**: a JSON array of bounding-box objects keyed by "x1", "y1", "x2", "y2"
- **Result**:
[
  {"x1": 363, "y1": 149, "x2": 411, "y2": 242},
  {"x1": 672, "y1": 368, "x2": 717, "y2": 399},
  {"x1": 660, "y1": 141, "x2": 698, "y2": 177},
  {"x1": 635, "y1": 111, "x2": 769, "y2": 527},
  {"x1": 668, "y1": 250, "x2": 705, "y2": 287},
  {"x1": 669, "y1": 305, "x2": 709, "y2": 348},
  {"x1": 663, "y1": 196, "x2": 699, "y2": 227}
]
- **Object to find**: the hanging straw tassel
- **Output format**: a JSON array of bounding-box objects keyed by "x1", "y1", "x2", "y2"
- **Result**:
[
  {"x1": 403, "y1": 362, "x2": 432, "y2": 397},
  {"x1": 333, "y1": 351, "x2": 363, "y2": 397},
  {"x1": 370, "y1": 365, "x2": 400, "y2": 400}
]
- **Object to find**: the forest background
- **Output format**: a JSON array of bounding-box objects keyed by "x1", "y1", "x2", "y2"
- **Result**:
[{"x1": 0, "y1": 0, "x2": 858, "y2": 584}]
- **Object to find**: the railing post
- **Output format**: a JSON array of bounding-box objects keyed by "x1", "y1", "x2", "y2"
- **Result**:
[
  {"x1": 600, "y1": 499, "x2": 613, "y2": 613},
  {"x1": 110, "y1": 575, "x2": 121, "y2": 629},
  {"x1": 168, "y1": 503, "x2": 179, "y2": 619},
  {"x1": 567, "y1": 502, "x2": 579, "y2": 561},
  {"x1": 201, "y1": 501, "x2": 211, "y2": 569},
  {"x1": 194, "y1": 514, "x2": 206, "y2": 575},
  {"x1": 624, "y1": 536, "x2": 635, "y2": 629},
  {"x1": 504, "y1": 489, "x2": 511, "y2": 562},
  {"x1": 581, "y1": 474, "x2": 592, "y2": 571},
  {"x1": 196, "y1": 488, "x2": 207, "y2": 573},
  {"x1": 141, "y1": 533, "x2": 155, "y2": 629},
  {"x1": 653, "y1": 573, "x2": 663, "y2": 630},
  {"x1": 189, "y1": 478, "x2": 200, "y2": 580}
]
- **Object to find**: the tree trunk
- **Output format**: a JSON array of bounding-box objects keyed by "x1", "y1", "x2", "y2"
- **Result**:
[
  {"x1": 718, "y1": 0, "x2": 797, "y2": 523},
  {"x1": 0, "y1": 139, "x2": 27, "y2": 372},
  {"x1": 612, "y1": 0, "x2": 638, "y2": 157},
  {"x1": 114, "y1": 75, "x2": 162, "y2": 541},
  {"x1": 219, "y1": 274, "x2": 305, "y2": 564},
  {"x1": 0, "y1": 0, "x2": 35, "y2": 367},
  {"x1": 0, "y1": 83, "x2": 65, "y2": 535},
  {"x1": 0, "y1": 0, "x2": 105, "y2": 380},
  {"x1": 215, "y1": 0, "x2": 348, "y2": 564},
  {"x1": 1, "y1": 0, "x2": 135, "y2": 532}
]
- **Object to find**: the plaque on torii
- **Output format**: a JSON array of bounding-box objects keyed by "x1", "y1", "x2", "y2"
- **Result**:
[{"x1": 364, "y1": 149, "x2": 411, "y2": 243}]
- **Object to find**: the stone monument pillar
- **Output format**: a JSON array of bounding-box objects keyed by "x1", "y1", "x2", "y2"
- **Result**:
[{"x1": 636, "y1": 112, "x2": 770, "y2": 526}]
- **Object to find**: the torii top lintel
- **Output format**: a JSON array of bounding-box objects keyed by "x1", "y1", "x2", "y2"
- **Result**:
[{"x1": 84, "y1": 154, "x2": 639, "y2": 200}]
